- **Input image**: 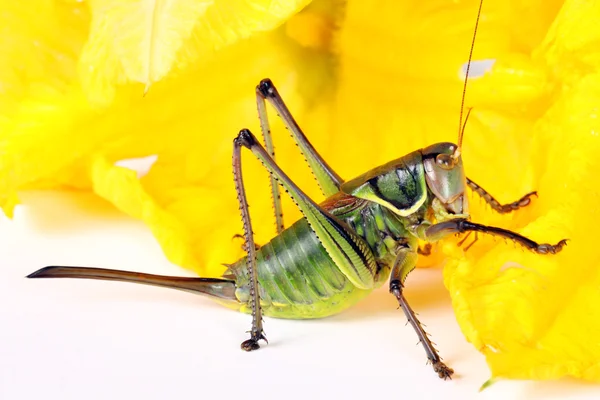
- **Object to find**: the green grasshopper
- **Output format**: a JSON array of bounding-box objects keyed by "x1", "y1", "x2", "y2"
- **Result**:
[{"x1": 27, "y1": 0, "x2": 566, "y2": 379}]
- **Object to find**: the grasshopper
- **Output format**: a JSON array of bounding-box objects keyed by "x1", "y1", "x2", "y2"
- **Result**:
[{"x1": 27, "y1": 0, "x2": 566, "y2": 379}]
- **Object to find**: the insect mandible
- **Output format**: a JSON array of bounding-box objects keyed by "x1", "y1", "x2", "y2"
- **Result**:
[{"x1": 27, "y1": 0, "x2": 567, "y2": 379}]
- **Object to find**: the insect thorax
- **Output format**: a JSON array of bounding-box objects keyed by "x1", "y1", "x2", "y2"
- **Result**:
[{"x1": 334, "y1": 196, "x2": 423, "y2": 271}]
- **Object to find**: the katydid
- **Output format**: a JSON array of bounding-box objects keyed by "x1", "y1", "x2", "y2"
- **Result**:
[{"x1": 27, "y1": 0, "x2": 567, "y2": 379}]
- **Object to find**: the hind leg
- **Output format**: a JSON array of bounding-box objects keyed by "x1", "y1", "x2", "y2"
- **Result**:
[
  {"x1": 255, "y1": 78, "x2": 344, "y2": 234},
  {"x1": 232, "y1": 132, "x2": 267, "y2": 351}
]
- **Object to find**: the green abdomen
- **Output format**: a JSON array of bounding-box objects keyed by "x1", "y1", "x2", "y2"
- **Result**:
[{"x1": 228, "y1": 218, "x2": 372, "y2": 319}]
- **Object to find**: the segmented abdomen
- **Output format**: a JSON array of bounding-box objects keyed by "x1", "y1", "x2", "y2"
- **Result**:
[{"x1": 228, "y1": 218, "x2": 371, "y2": 319}]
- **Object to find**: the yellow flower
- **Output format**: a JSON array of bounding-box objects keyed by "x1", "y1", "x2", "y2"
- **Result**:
[
  {"x1": 2, "y1": 0, "x2": 599, "y2": 384},
  {"x1": 444, "y1": 0, "x2": 600, "y2": 383}
]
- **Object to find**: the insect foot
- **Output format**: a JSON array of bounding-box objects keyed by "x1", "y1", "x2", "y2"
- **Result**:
[
  {"x1": 433, "y1": 360, "x2": 454, "y2": 380},
  {"x1": 509, "y1": 191, "x2": 538, "y2": 210},
  {"x1": 257, "y1": 78, "x2": 276, "y2": 98},
  {"x1": 535, "y1": 239, "x2": 568, "y2": 255},
  {"x1": 234, "y1": 129, "x2": 256, "y2": 148},
  {"x1": 240, "y1": 332, "x2": 268, "y2": 352},
  {"x1": 231, "y1": 233, "x2": 261, "y2": 251},
  {"x1": 417, "y1": 243, "x2": 432, "y2": 256}
]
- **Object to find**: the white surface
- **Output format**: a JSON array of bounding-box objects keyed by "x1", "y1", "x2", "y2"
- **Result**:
[{"x1": 1, "y1": 191, "x2": 598, "y2": 400}]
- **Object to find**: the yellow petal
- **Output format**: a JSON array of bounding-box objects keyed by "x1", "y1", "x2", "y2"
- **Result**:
[
  {"x1": 0, "y1": 0, "x2": 89, "y2": 115},
  {"x1": 79, "y1": 0, "x2": 310, "y2": 105},
  {"x1": 445, "y1": 70, "x2": 600, "y2": 382},
  {"x1": 0, "y1": 90, "x2": 97, "y2": 215},
  {"x1": 535, "y1": 0, "x2": 600, "y2": 84},
  {"x1": 89, "y1": 154, "x2": 201, "y2": 269},
  {"x1": 325, "y1": 1, "x2": 545, "y2": 186}
]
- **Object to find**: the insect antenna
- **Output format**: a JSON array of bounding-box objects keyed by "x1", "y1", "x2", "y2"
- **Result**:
[
  {"x1": 460, "y1": 107, "x2": 474, "y2": 144},
  {"x1": 454, "y1": 0, "x2": 484, "y2": 160}
]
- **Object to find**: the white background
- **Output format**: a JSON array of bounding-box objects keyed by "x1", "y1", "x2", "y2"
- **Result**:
[{"x1": 1, "y1": 191, "x2": 598, "y2": 400}]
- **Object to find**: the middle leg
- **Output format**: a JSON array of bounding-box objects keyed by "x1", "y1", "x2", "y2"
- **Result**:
[
  {"x1": 423, "y1": 219, "x2": 567, "y2": 254},
  {"x1": 389, "y1": 246, "x2": 454, "y2": 379}
]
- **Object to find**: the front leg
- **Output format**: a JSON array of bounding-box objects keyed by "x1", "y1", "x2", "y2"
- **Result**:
[
  {"x1": 466, "y1": 178, "x2": 537, "y2": 214},
  {"x1": 390, "y1": 247, "x2": 454, "y2": 380}
]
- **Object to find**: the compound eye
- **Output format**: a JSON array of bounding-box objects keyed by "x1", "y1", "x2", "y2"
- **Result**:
[{"x1": 436, "y1": 153, "x2": 455, "y2": 170}]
